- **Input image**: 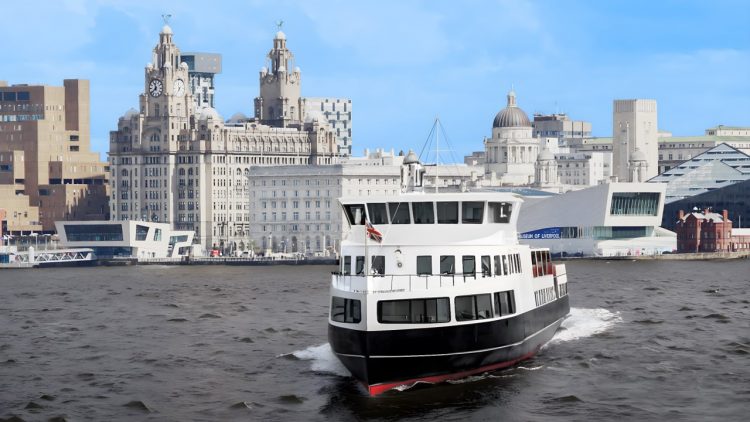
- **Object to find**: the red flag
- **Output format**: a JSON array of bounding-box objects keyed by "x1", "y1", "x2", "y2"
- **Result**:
[{"x1": 365, "y1": 219, "x2": 383, "y2": 243}]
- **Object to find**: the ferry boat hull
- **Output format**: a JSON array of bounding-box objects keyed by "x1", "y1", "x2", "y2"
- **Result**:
[{"x1": 329, "y1": 294, "x2": 569, "y2": 395}]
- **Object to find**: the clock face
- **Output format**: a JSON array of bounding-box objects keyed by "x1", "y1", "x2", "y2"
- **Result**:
[
  {"x1": 148, "y1": 79, "x2": 163, "y2": 97},
  {"x1": 173, "y1": 79, "x2": 185, "y2": 96}
]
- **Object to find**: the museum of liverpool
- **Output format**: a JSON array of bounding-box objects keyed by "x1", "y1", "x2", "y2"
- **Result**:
[{"x1": 517, "y1": 182, "x2": 676, "y2": 257}]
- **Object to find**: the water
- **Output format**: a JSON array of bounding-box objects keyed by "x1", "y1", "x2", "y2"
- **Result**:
[{"x1": 0, "y1": 260, "x2": 748, "y2": 421}]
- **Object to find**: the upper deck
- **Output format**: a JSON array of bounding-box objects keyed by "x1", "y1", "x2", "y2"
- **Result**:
[{"x1": 340, "y1": 191, "x2": 524, "y2": 247}]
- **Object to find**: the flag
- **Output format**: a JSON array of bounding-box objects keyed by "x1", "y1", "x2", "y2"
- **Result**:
[{"x1": 365, "y1": 219, "x2": 383, "y2": 243}]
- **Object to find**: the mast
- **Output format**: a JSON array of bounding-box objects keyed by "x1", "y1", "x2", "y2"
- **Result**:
[{"x1": 435, "y1": 116, "x2": 439, "y2": 193}]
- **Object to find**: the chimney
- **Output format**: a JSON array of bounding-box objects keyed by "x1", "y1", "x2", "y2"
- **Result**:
[
  {"x1": 678, "y1": 210, "x2": 685, "y2": 220},
  {"x1": 703, "y1": 208, "x2": 710, "y2": 216},
  {"x1": 723, "y1": 209, "x2": 728, "y2": 221}
]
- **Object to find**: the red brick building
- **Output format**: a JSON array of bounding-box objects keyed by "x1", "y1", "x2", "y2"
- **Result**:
[{"x1": 675, "y1": 209, "x2": 750, "y2": 252}]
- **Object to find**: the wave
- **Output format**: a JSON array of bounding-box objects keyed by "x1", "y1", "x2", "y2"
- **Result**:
[
  {"x1": 291, "y1": 343, "x2": 351, "y2": 377},
  {"x1": 548, "y1": 307, "x2": 622, "y2": 345}
]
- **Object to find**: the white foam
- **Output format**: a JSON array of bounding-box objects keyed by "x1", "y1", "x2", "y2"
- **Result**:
[
  {"x1": 292, "y1": 343, "x2": 351, "y2": 377},
  {"x1": 548, "y1": 307, "x2": 621, "y2": 345}
]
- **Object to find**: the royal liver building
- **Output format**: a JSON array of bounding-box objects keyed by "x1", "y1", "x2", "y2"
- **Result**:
[{"x1": 109, "y1": 24, "x2": 339, "y2": 250}]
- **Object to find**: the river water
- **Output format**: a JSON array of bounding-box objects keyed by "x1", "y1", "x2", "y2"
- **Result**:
[{"x1": 0, "y1": 260, "x2": 748, "y2": 421}]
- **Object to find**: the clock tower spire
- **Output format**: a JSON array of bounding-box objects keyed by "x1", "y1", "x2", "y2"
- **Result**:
[{"x1": 254, "y1": 26, "x2": 303, "y2": 127}]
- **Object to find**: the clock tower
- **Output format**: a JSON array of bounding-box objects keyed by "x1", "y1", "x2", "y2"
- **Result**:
[{"x1": 254, "y1": 30, "x2": 303, "y2": 127}]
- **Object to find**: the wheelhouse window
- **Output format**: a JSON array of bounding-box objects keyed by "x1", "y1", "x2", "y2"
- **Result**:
[
  {"x1": 488, "y1": 202, "x2": 513, "y2": 223},
  {"x1": 344, "y1": 204, "x2": 366, "y2": 225},
  {"x1": 412, "y1": 202, "x2": 435, "y2": 224},
  {"x1": 388, "y1": 202, "x2": 411, "y2": 224},
  {"x1": 462, "y1": 255, "x2": 476, "y2": 277},
  {"x1": 502, "y1": 255, "x2": 509, "y2": 275},
  {"x1": 455, "y1": 294, "x2": 493, "y2": 321},
  {"x1": 342, "y1": 256, "x2": 351, "y2": 275},
  {"x1": 417, "y1": 255, "x2": 432, "y2": 275},
  {"x1": 367, "y1": 203, "x2": 388, "y2": 224},
  {"x1": 378, "y1": 298, "x2": 451, "y2": 323},
  {"x1": 481, "y1": 256, "x2": 491, "y2": 277},
  {"x1": 494, "y1": 255, "x2": 502, "y2": 276},
  {"x1": 494, "y1": 291, "x2": 516, "y2": 317},
  {"x1": 331, "y1": 297, "x2": 361, "y2": 323},
  {"x1": 355, "y1": 256, "x2": 365, "y2": 275},
  {"x1": 462, "y1": 201, "x2": 484, "y2": 224},
  {"x1": 436, "y1": 202, "x2": 458, "y2": 224},
  {"x1": 440, "y1": 255, "x2": 455, "y2": 274},
  {"x1": 371, "y1": 255, "x2": 385, "y2": 275}
]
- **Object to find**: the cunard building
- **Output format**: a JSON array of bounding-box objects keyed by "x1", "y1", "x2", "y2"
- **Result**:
[{"x1": 109, "y1": 24, "x2": 339, "y2": 251}]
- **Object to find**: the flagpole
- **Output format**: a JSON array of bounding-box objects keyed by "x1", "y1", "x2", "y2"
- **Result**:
[{"x1": 364, "y1": 219, "x2": 370, "y2": 277}]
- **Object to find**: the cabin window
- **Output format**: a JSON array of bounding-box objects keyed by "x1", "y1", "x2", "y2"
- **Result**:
[
  {"x1": 367, "y1": 203, "x2": 388, "y2": 224},
  {"x1": 436, "y1": 202, "x2": 458, "y2": 224},
  {"x1": 343, "y1": 256, "x2": 351, "y2": 275},
  {"x1": 494, "y1": 291, "x2": 516, "y2": 316},
  {"x1": 344, "y1": 204, "x2": 366, "y2": 225},
  {"x1": 481, "y1": 256, "x2": 491, "y2": 277},
  {"x1": 515, "y1": 254, "x2": 521, "y2": 273},
  {"x1": 494, "y1": 255, "x2": 502, "y2": 276},
  {"x1": 440, "y1": 255, "x2": 455, "y2": 274},
  {"x1": 502, "y1": 255, "x2": 509, "y2": 275},
  {"x1": 455, "y1": 294, "x2": 493, "y2": 321},
  {"x1": 331, "y1": 296, "x2": 361, "y2": 323},
  {"x1": 378, "y1": 298, "x2": 451, "y2": 323},
  {"x1": 355, "y1": 256, "x2": 365, "y2": 275},
  {"x1": 462, "y1": 256, "x2": 476, "y2": 277},
  {"x1": 488, "y1": 202, "x2": 513, "y2": 223},
  {"x1": 462, "y1": 201, "x2": 484, "y2": 224},
  {"x1": 371, "y1": 255, "x2": 385, "y2": 275},
  {"x1": 412, "y1": 202, "x2": 435, "y2": 224},
  {"x1": 388, "y1": 202, "x2": 411, "y2": 224},
  {"x1": 417, "y1": 255, "x2": 432, "y2": 275}
]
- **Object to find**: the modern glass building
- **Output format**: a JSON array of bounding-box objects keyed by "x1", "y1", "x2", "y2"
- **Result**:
[{"x1": 661, "y1": 179, "x2": 750, "y2": 230}]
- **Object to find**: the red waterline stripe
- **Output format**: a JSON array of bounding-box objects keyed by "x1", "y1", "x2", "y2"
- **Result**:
[{"x1": 367, "y1": 348, "x2": 540, "y2": 396}]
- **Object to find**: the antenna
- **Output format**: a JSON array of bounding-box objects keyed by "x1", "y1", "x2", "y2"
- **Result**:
[{"x1": 435, "y1": 116, "x2": 440, "y2": 193}]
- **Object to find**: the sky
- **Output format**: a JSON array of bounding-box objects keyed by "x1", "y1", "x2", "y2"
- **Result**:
[{"x1": 1, "y1": 0, "x2": 749, "y2": 162}]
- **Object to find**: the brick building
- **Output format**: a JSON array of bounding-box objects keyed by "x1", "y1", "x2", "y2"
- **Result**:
[{"x1": 675, "y1": 209, "x2": 750, "y2": 252}]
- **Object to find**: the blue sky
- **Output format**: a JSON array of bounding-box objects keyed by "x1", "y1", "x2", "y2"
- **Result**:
[{"x1": 1, "y1": 0, "x2": 749, "y2": 161}]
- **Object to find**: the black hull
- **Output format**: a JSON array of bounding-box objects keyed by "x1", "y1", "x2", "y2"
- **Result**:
[{"x1": 329, "y1": 295, "x2": 569, "y2": 394}]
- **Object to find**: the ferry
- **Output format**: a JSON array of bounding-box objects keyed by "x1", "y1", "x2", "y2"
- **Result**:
[{"x1": 328, "y1": 155, "x2": 570, "y2": 395}]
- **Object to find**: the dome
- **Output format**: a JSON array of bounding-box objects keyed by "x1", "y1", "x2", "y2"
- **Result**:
[
  {"x1": 403, "y1": 150, "x2": 420, "y2": 165},
  {"x1": 121, "y1": 108, "x2": 139, "y2": 119},
  {"x1": 493, "y1": 89, "x2": 531, "y2": 128},
  {"x1": 537, "y1": 149, "x2": 555, "y2": 161},
  {"x1": 161, "y1": 24, "x2": 172, "y2": 35},
  {"x1": 630, "y1": 149, "x2": 647, "y2": 162},
  {"x1": 227, "y1": 112, "x2": 248, "y2": 124},
  {"x1": 275, "y1": 30, "x2": 286, "y2": 40},
  {"x1": 304, "y1": 110, "x2": 326, "y2": 124},
  {"x1": 179, "y1": 62, "x2": 189, "y2": 70},
  {"x1": 197, "y1": 107, "x2": 223, "y2": 122}
]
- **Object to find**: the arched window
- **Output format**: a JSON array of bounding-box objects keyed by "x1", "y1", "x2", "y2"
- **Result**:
[{"x1": 236, "y1": 168, "x2": 242, "y2": 176}]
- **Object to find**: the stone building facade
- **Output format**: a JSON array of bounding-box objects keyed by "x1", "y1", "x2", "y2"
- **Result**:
[{"x1": 109, "y1": 25, "x2": 338, "y2": 251}]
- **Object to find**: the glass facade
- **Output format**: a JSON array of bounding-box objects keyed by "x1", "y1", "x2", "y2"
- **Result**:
[
  {"x1": 661, "y1": 179, "x2": 750, "y2": 230},
  {"x1": 64, "y1": 224, "x2": 124, "y2": 242},
  {"x1": 610, "y1": 192, "x2": 660, "y2": 216}
]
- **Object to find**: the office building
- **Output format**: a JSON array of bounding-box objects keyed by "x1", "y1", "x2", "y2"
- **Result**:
[
  {"x1": 0, "y1": 79, "x2": 109, "y2": 234},
  {"x1": 179, "y1": 52, "x2": 221, "y2": 110},
  {"x1": 304, "y1": 98, "x2": 352, "y2": 156},
  {"x1": 612, "y1": 99, "x2": 658, "y2": 182}
]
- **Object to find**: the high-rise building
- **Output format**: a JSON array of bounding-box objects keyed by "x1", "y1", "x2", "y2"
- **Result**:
[
  {"x1": 180, "y1": 52, "x2": 221, "y2": 110},
  {"x1": 0, "y1": 79, "x2": 109, "y2": 234},
  {"x1": 109, "y1": 25, "x2": 339, "y2": 251},
  {"x1": 532, "y1": 113, "x2": 591, "y2": 145},
  {"x1": 612, "y1": 99, "x2": 658, "y2": 182},
  {"x1": 304, "y1": 98, "x2": 352, "y2": 156}
]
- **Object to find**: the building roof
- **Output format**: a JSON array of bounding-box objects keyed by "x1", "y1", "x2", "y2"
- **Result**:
[{"x1": 493, "y1": 89, "x2": 531, "y2": 128}]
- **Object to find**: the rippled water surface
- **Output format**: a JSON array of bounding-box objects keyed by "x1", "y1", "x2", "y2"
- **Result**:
[{"x1": 1, "y1": 260, "x2": 749, "y2": 421}]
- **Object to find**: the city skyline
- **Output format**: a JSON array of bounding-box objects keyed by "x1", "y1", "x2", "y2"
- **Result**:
[{"x1": 1, "y1": 0, "x2": 748, "y2": 161}]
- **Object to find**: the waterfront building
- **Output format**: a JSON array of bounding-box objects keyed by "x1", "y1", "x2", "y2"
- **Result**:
[
  {"x1": 612, "y1": 99, "x2": 658, "y2": 182},
  {"x1": 657, "y1": 129, "x2": 750, "y2": 173},
  {"x1": 660, "y1": 178, "x2": 750, "y2": 231},
  {"x1": 179, "y1": 52, "x2": 221, "y2": 110},
  {"x1": 55, "y1": 220, "x2": 195, "y2": 259},
  {"x1": 304, "y1": 98, "x2": 352, "y2": 156},
  {"x1": 554, "y1": 151, "x2": 611, "y2": 187},
  {"x1": 109, "y1": 25, "x2": 339, "y2": 251},
  {"x1": 532, "y1": 113, "x2": 591, "y2": 146},
  {"x1": 674, "y1": 209, "x2": 750, "y2": 252},
  {"x1": 0, "y1": 79, "x2": 109, "y2": 234},
  {"x1": 517, "y1": 182, "x2": 675, "y2": 257},
  {"x1": 484, "y1": 89, "x2": 539, "y2": 185}
]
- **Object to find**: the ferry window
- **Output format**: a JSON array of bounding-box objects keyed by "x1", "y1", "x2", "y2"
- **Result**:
[
  {"x1": 494, "y1": 255, "x2": 502, "y2": 276},
  {"x1": 440, "y1": 255, "x2": 455, "y2": 274},
  {"x1": 417, "y1": 255, "x2": 432, "y2": 275},
  {"x1": 412, "y1": 202, "x2": 435, "y2": 224},
  {"x1": 481, "y1": 256, "x2": 491, "y2": 277},
  {"x1": 371, "y1": 255, "x2": 385, "y2": 275},
  {"x1": 515, "y1": 254, "x2": 521, "y2": 273},
  {"x1": 455, "y1": 294, "x2": 493, "y2": 321},
  {"x1": 494, "y1": 291, "x2": 516, "y2": 316},
  {"x1": 344, "y1": 204, "x2": 366, "y2": 225},
  {"x1": 502, "y1": 255, "x2": 509, "y2": 275},
  {"x1": 462, "y1": 202, "x2": 484, "y2": 224},
  {"x1": 355, "y1": 256, "x2": 365, "y2": 275},
  {"x1": 367, "y1": 203, "x2": 388, "y2": 224},
  {"x1": 436, "y1": 202, "x2": 458, "y2": 224},
  {"x1": 388, "y1": 202, "x2": 411, "y2": 224},
  {"x1": 343, "y1": 256, "x2": 351, "y2": 275},
  {"x1": 462, "y1": 256, "x2": 476, "y2": 277},
  {"x1": 488, "y1": 202, "x2": 513, "y2": 223},
  {"x1": 378, "y1": 298, "x2": 450, "y2": 323},
  {"x1": 331, "y1": 296, "x2": 361, "y2": 323}
]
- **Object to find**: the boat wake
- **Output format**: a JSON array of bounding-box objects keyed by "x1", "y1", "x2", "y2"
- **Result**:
[
  {"x1": 292, "y1": 308, "x2": 619, "y2": 380},
  {"x1": 547, "y1": 307, "x2": 621, "y2": 346}
]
